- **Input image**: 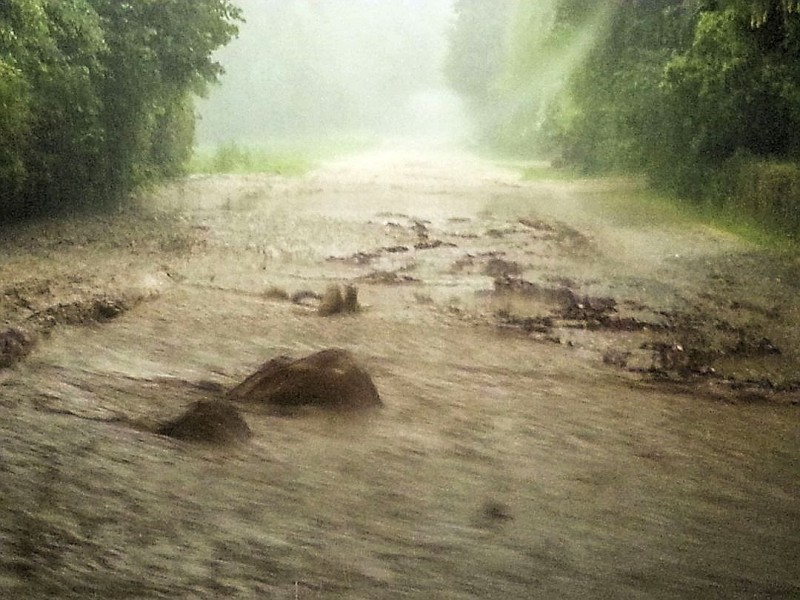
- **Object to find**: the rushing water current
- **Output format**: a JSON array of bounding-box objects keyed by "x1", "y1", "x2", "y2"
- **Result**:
[{"x1": 0, "y1": 144, "x2": 798, "y2": 598}]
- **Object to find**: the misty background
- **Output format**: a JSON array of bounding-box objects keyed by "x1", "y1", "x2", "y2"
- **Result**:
[{"x1": 195, "y1": 0, "x2": 467, "y2": 146}]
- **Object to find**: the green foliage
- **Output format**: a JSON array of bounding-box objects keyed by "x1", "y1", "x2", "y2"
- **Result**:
[
  {"x1": 0, "y1": 60, "x2": 31, "y2": 205},
  {"x1": 191, "y1": 143, "x2": 312, "y2": 176},
  {"x1": 717, "y1": 155, "x2": 800, "y2": 238},
  {"x1": 1, "y1": 0, "x2": 107, "y2": 216},
  {"x1": 520, "y1": 163, "x2": 583, "y2": 181},
  {"x1": 564, "y1": 3, "x2": 694, "y2": 173},
  {"x1": 189, "y1": 136, "x2": 375, "y2": 177},
  {"x1": 735, "y1": 0, "x2": 800, "y2": 27},
  {"x1": 663, "y1": 8, "x2": 800, "y2": 158},
  {"x1": 0, "y1": 0, "x2": 241, "y2": 221},
  {"x1": 31, "y1": 0, "x2": 107, "y2": 206},
  {"x1": 90, "y1": 0, "x2": 241, "y2": 200},
  {"x1": 212, "y1": 143, "x2": 255, "y2": 173},
  {"x1": 446, "y1": 0, "x2": 800, "y2": 239}
]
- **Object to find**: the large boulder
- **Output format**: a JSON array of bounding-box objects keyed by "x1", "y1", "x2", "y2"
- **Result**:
[
  {"x1": 157, "y1": 400, "x2": 252, "y2": 444},
  {"x1": 227, "y1": 348, "x2": 382, "y2": 410}
]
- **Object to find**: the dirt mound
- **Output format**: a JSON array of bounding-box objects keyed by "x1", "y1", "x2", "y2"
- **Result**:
[
  {"x1": 414, "y1": 239, "x2": 457, "y2": 250},
  {"x1": 484, "y1": 258, "x2": 522, "y2": 278},
  {"x1": 357, "y1": 270, "x2": 420, "y2": 285},
  {"x1": 157, "y1": 400, "x2": 251, "y2": 444},
  {"x1": 28, "y1": 296, "x2": 129, "y2": 329},
  {"x1": 318, "y1": 284, "x2": 360, "y2": 316},
  {"x1": 228, "y1": 348, "x2": 382, "y2": 410},
  {"x1": 493, "y1": 276, "x2": 575, "y2": 307},
  {"x1": 287, "y1": 285, "x2": 360, "y2": 314},
  {"x1": 0, "y1": 327, "x2": 35, "y2": 368},
  {"x1": 493, "y1": 276, "x2": 618, "y2": 323}
]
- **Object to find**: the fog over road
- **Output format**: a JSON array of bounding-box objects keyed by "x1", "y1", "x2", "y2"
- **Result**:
[{"x1": 1, "y1": 145, "x2": 798, "y2": 598}]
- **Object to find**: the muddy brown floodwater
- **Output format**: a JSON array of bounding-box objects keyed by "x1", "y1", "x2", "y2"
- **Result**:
[{"x1": 1, "y1": 142, "x2": 798, "y2": 599}]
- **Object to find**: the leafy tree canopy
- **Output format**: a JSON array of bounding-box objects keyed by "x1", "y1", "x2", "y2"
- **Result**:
[
  {"x1": 446, "y1": 0, "x2": 800, "y2": 235},
  {"x1": 447, "y1": 0, "x2": 800, "y2": 173},
  {"x1": 0, "y1": 0, "x2": 241, "y2": 221}
]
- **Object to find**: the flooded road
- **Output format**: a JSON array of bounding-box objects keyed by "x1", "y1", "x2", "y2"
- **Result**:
[{"x1": 1, "y1": 144, "x2": 798, "y2": 598}]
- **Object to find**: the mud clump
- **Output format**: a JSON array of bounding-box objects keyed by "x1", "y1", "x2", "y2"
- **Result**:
[
  {"x1": 357, "y1": 270, "x2": 420, "y2": 285},
  {"x1": 602, "y1": 349, "x2": 632, "y2": 368},
  {"x1": 485, "y1": 227, "x2": 517, "y2": 239},
  {"x1": 319, "y1": 284, "x2": 344, "y2": 316},
  {"x1": 263, "y1": 286, "x2": 290, "y2": 301},
  {"x1": 451, "y1": 255, "x2": 476, "y2": 272},
  {"x1": 476, "y1": 499, "x2": 514, "y2": 528},
  {"x1": 1, "y1": 289, "x2": 136, "y2": 368},
  {"x1": 484, "y1": 258, "x2": 522, "y2": 278},
  {"x1": 481, "y1": 500, "x2": 513, "y2": 522},
  {"x1": 644, "y1": 341, "x2": 714, "y2": 377},
  {"x1": 559, "y1": 294, "x2": 617, "y2": 322},
  {"x1": 494, "y1": 276, "x2": 575, "y2": 308},
  {"x1": 414, "y1": 239, "x2": 457, "y2": 250},
  {"x1": 518, "y1": 217, "x2": 593, "y2": 251},
  {"x1": 318, "y1": 284, "x2": 360, "y2": 316},
  {"x1": 493, "y1": 277, "x2": 620, "y2": 325},
  {"x1": 731, "y1": 335, "x2": 781, "y2": 357},
  {"x1": 291, "y1": 289, "x2": 322, "y2": 305},
  {"x1": 290, "y1": 284, "x2": 359, "y2": 314},
  {"x1": 343, "y1": 284, "x2": 359, "y2": 312},
  {"x1": 228, "y1": 348, "x2": 382, "y2": 410},
  {"x1": 495, "y1": 311, "x2": 553, "y2": 334},
  {"x1": 0, "y1": 327, "x2": 35, "y2": 368},
  {"x1": 411, "y1": 219, "x2": 430, "y2": 238},
  {"x1": 157, "y1": 400, "x2": 251, "y2": 444},
  {"x1": 326, "y1": 251, "x2": 377, "y2": 265},
  {"x1": 29, "y1": 296, "x2": 129, "y2": 329},
  {"x1": 518, "y1": 217, "x2": 556, "y2": 233}
]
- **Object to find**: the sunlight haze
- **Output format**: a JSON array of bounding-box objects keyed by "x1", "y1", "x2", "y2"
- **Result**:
[{"x1": 195, "y1": 0, "x2": 463, "y2": 145}]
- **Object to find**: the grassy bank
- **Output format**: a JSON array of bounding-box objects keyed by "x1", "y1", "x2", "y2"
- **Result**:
[
  {"x1": 189, "y1": 135, "x2": 374, "y2": 176},
  {"x1": 521, "y1": 163, "x2": 799, "y2": 253},
  {"x1": 664, "y1": 157, "x2": 800, "y2": 251},
  {"x1": 718, "y1": 158, "x2": 800, "y2": 242}
]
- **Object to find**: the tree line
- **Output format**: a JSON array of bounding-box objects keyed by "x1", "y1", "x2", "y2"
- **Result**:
[
  {"x1": 0, "y1": 0, "x2": 241, "y2": 221},
  {"x1": 447, "y1": 0, "x2": 800, "y2": 238}
]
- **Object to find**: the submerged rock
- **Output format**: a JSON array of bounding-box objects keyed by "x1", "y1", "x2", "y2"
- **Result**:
[
  {"x1": 228, "y1": 348, "x2": 382, "y2": 410},
  {"x1": 343, "y1": 284, "x2": 359, "y2": 312},
  {"x1": 0, "y1": 327, "x2": 35, "y2": 368},
  {"x1": 157, "y1": 400, "x2": 251, "y2": 444},
  {"x1": 318, "y1": 284, "x2": 360, "y2": 316},
  {"x1": 318, "y1": 284, "x2": 344, "y2": 316},
  {"x1": 484, "y1": 257, "x2": 522, "y2": 278}
]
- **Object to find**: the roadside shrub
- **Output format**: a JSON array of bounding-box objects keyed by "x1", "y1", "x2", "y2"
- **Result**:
[
  {"x1": 212, "y1": 142, "x2": 251, "y2": 173},
  {"x1": 0, "y1": 0, "x2": 241, "y2": 221},
  {"x1": 729, "y1": 159, "x2": 800, "y2": 239},
  {"x1": 0, "y1": 60, "x2": 31, "y2": 215}
]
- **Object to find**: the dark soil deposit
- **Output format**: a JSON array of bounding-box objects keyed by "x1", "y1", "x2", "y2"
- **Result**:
[
  {"x1": 157, "y1": 400, "x2": 252, "y2": 444},
  {"x1": 227, "y1": 348, "x2": 382, "y2": 410},
  {"x1": 0, "y1": 144, "x2": 798, "y2": 598}
]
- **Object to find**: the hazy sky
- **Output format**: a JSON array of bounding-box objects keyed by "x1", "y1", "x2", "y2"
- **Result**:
[{"x1": 195, "y1": 0, "x2": 461, "y2": 145}]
